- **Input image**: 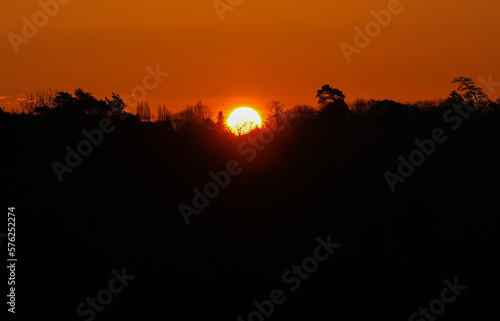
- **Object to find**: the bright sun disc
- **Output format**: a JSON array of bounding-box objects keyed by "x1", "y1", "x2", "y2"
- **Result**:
[{"x1": 227, "y1": 107, "x2": 262, "y2": 134}]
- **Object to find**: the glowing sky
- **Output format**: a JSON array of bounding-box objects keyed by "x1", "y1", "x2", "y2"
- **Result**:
[{"x1": 1, "y1": 0, "x2": 499, "y2": 116}]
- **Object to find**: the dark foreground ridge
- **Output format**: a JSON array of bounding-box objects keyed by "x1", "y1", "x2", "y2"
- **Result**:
[{"x1": 2, "y1": 81, "x2": 500, "y2": 320}]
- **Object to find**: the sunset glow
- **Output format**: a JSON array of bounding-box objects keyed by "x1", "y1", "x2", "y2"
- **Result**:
[
  {"x1": 227, "y1": 107, "x2": 262, "y2": 135},
  {"x1": 1, "y1": 0, "x2": 499, "y2": 115},
  {"x1": 2, "y1": 1, "x2": 499, "y2": 319}
]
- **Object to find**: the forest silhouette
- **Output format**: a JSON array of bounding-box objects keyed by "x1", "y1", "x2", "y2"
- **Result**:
[{"x1": 2, "y1": 77, "x2": 500, "y2": 320}]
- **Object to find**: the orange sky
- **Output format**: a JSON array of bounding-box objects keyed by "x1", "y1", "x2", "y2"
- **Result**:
[{"x1": 1, "y1": 0, "x2": 499, "y2": 116}]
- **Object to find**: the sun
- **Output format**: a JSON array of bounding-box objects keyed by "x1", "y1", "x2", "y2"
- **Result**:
[{"x1": 227, "y1": 107, "x2": 262, "y2": 135}]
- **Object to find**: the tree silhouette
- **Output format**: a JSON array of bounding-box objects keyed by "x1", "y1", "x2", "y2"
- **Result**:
[
  {"x1": 265, "y1": 100, "x2": 286, "y2": 132},
  {"x1": 19, "y1": 88, "x2": 58, "y2": 115},
  {"x1": 137, "y1": 102, "x2": 152, "y2": 122},
  {"x1": 443, "y1": 90, "x2": 464, "y2": 107},
  {"x1": 172, "y1": 101, "x2": 213, "y2": 132},
  {"x1": 288, "y1": 105, "x2": 316, "y2": 126},
  {"x1": 74, "y1": 88, "x2": 105, "y2": 115},
  {"x1": 451, "y1": 77, "x2": 488, "y2": 109},
  {"x1": 38, "y1": 89, "x2": 125, "y2": 117},
  {"x1": 231, "y1": 120, "x2": 255, "y2": 136},
  {"x1": 105, "y1": 93, "x2": 126, "y2": 116},
  {"x1": 53, "y1": 91, "x2": 77, "y2": 113},
  {"x1": 350, "y1": 98, "x2": 369, "y2": 114},
  {"x1": 316, "y1": 84, "x2": 349, "y2": 116},
  {"x1": 216, "y1": 111, "x2": 226, "y2": 130},
  {"x1": 157, "y1": 105, "x2": 171, "y2": 123}
]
